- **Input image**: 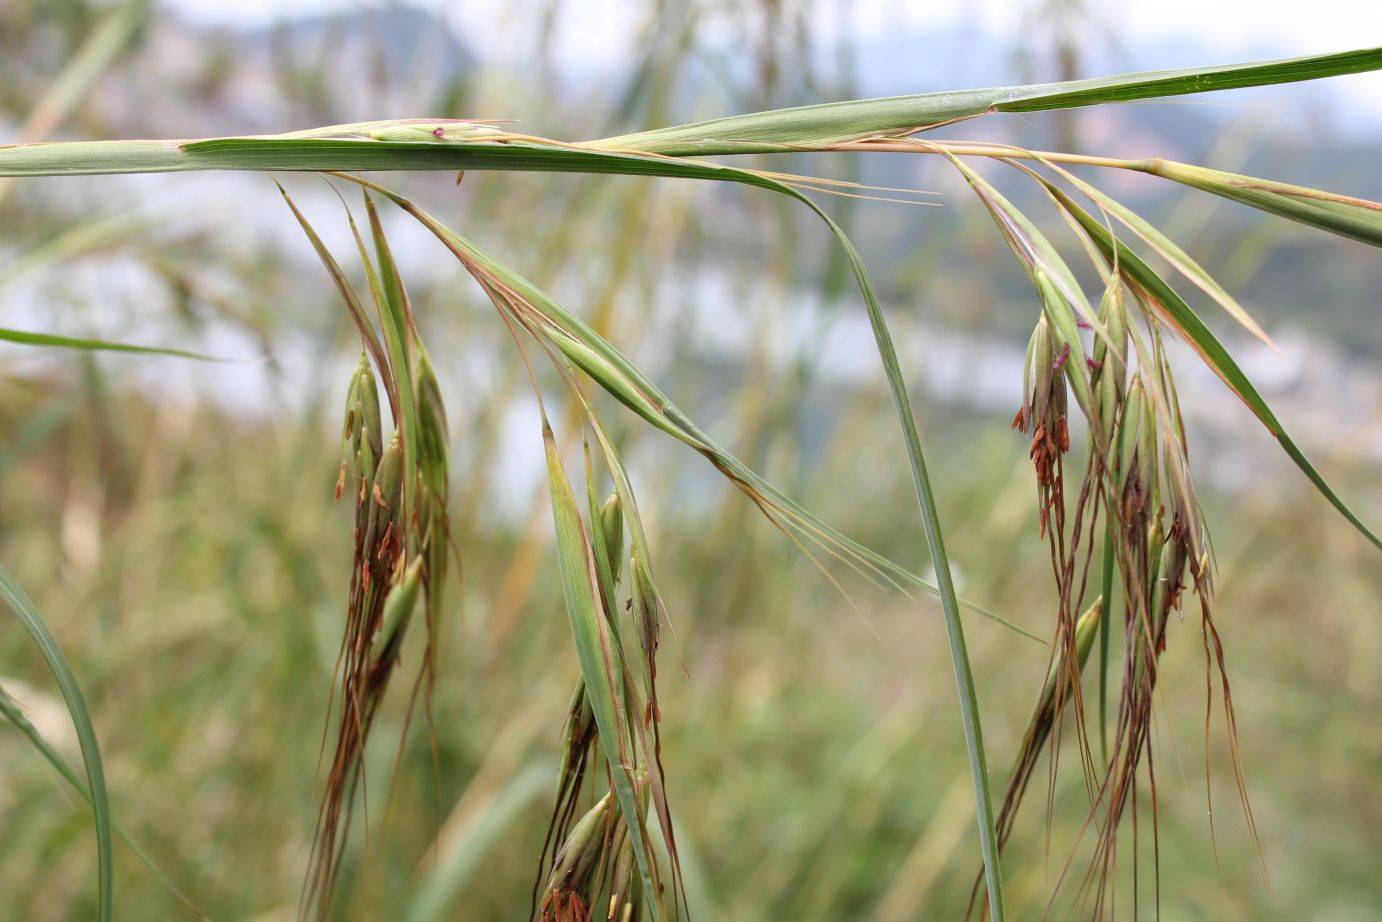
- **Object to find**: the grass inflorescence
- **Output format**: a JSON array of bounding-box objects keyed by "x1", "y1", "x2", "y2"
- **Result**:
[{"x1": 1, "y1": 45, "x2": 1379, "y2": 919}]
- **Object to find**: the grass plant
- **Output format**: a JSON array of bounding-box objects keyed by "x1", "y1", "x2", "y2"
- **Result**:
[{"x1": 0, "y1": 41, "x2": 1379, "y2": 919}]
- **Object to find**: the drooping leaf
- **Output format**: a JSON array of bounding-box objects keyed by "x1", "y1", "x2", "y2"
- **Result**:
[
  {"x1": 274, "y1": 182, "x2": 395, "y2": 413},
  {"x1": 1042, "y1": 161, "x2": 1279, "y2": 348}
]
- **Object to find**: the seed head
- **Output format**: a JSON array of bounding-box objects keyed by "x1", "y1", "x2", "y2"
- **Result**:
[
  {"x1": 414, "y1": 355, "x2": 449, "y2": 505},
  {"x1": 1137, "y1": 388, "x2": 1158, "y2": 502},
  {"x1": 357, "y1": 360, "x2": 383, "y2": 460},
  {"x1": 1016, "y1": 315, "x2": 1059, "y2": 434},
  {"x1": 374, "y1": 558, "x2": 423, "y2": 660},
  {"x1": 557, "y1": 679, "x2": 596, "y2": 782},
  {"x1": 1115, "y1": 380, "x2": 1144, "y2": 492},
  {"x1": 597, "y1": 493, "x2": 624, "y2": 585},
  {"x1": 540, "y1": 793, "x2": 613, "y2": 920},
  {"x1": 1092, "y1": 289, "x2": 1129, "y2": 437},
  {"x1": 372, "y1": 435, "x2": 404, "y2": 521}
]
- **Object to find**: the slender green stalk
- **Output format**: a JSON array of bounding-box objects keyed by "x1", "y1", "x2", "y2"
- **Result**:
[
  {"x1": 801, "y1": 207, "x2": 1007, "y2": 919},
  {"x1": 1098, "y1": 522, "x2": 1115, "y2": 765}
]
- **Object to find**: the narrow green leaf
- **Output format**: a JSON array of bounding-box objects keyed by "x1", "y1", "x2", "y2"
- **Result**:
[
  {"x1": 274, "y1": 181, "x2": 394, "y2": 410},
  {"x1": 942, "y1": 155, "x2": 1111, "y2": 358},
  {"x1": 604, "y1": 48, "x2": 1382, "y2": 154},
  {"x1": 0, "y1": 563, "x2": 113, "y2": 922},
  {"x1": 1139, "y1": 159, "x2": 1382, "y2": 247},
  {"x1": 2, "y1": 49, "x2": 1377, "y2": 174},
  {"x1": 0, "y1": 326, "x2": 221, "y2": 361},
  {"x1": 793, "y1": 188, "x2": 1008, "y2": 922},
  {"x1": 943, "y1": 156, "x2": 1098, "y2": 418}
]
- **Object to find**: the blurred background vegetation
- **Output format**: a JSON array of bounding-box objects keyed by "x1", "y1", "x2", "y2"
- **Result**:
[{"x1": 0, "y1": 1, "x2": 1378, "y2": 918}]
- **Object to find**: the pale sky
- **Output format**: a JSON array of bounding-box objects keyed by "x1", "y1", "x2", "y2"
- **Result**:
[
  {"x1": 166, "y1": 0, "x2": 1382, "y2": 56},
  {"x1": 163, "y1": 0, "x2": 1382, "y2": 124}
]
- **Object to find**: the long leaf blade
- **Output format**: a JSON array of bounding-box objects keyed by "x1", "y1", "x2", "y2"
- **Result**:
[
  {"x1": 603, "y1": 48, "x2": 1382, "y2": 154},
  {"x1": 1, "y1": 49, "x2": 1378, "y2": 173},
  {"x1": 0, "y1": 326, "x2": 222, "y2": 361},
  {"x1": 0, "y1": 563, "x2": 113, "y2": 921},
  {"x1": 1140, "y1": 159, "x2": 1382, "y2": 247}
]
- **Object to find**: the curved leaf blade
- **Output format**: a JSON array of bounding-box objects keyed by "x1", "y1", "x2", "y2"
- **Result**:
[
  {"x1": 1, "y1": 49, "x2": 1377, "y2": 173},
  {"x1": 0, "y1": 563, "x2": 113, "y2": 921}
]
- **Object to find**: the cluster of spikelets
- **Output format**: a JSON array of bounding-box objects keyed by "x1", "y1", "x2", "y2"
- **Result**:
[
  {"x1": 1011, "y1": 275, "x2": 1238, "y2": 906},
  {"x1": 281, "y1": 170, "x2": 1007, "y2": 922},
  {"x1": 952, "y1": 145, "x2": 1273, "y2": 914},
  {"x1": 277, "y1": 184, "x2": 452, "y2": 918},
  {"x1": 532, "y1": 507, "x2": 660, "y2": 922},
  {"x1": 270, "y1": 120, "x2": 1382, "y2": 918},
  {"x1": 277, "y1": 174, "x2": 704, "y2": 921},
  {"x1": 3, "y1": 50, "x2": 1381, "y2": 922}
]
